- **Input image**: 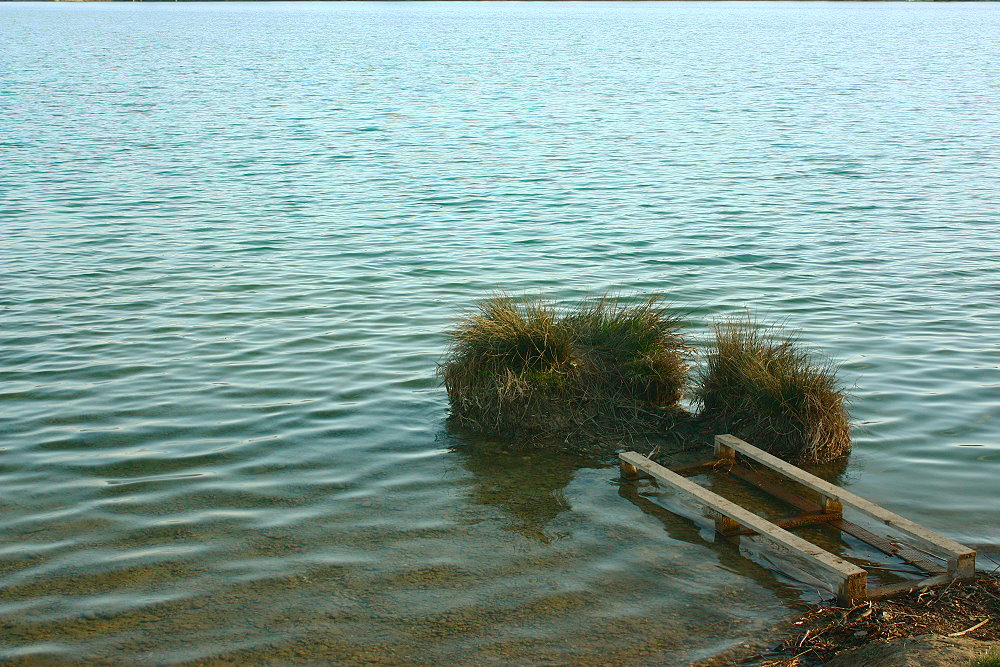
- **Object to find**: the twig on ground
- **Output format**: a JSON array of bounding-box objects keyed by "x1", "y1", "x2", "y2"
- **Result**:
[
  {"x1": 947, "y1": 619, "x2": 988, "y2": 637},
  {"x1": 928, "y1": 577, "x2": 958, "y2": 607}
]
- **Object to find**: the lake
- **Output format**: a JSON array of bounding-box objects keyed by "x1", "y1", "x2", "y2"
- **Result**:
[{"x1": 1, "y1": 2, "x2": 998, "y2": 664}]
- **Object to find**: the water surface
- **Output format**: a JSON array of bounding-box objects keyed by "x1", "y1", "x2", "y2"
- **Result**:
[{"x1": 1, "y1": 2, "x2": 998, "y2": 664}]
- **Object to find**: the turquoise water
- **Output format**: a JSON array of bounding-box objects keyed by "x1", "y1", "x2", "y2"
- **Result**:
[{"x1": 2, "y1": 2, "x2": 998, "y2": 663}]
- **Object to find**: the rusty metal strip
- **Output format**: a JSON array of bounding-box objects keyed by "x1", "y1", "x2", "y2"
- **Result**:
[
  {"x1": 671, "y1": 460, "x2": 731, "y2": 476},
  {"x1": 723, "y1": 511, "x2": 843, "y2": 537}
]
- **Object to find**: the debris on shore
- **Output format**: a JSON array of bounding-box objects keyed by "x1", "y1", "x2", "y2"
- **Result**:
[{"x1": 699, "y1": 575, "x2": 1000, "y2": 666}]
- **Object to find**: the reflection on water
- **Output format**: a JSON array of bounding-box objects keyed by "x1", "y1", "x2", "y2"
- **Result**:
[
  {"x1": 619, "y1": 482, "x2": 815, "y2": 605},
  {"x1": 449, "y1": 428, "x2": 592, "y2": 544}
]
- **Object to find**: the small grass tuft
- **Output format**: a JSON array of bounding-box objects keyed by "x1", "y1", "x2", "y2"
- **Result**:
[
  {"x1": 969, "y1": 653, "x2": 1000, "y2": 667},
  {"x1": 695, "y1": 314, "x2": 851, "y2": 463},
  {"x1": 441, "y1": 293, "x2": 691, "y2": 447}
]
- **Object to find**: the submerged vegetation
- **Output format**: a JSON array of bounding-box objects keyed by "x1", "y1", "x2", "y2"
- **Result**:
[
  {"x1": 696, "y1": 314, "x2": 852, "y2": 463},
  {"x1": 442, "y1": 292, "x2": 854, "y2": 463},
  {"x1": 441, "y1": 294, "x2": 691, "y2": 447}
]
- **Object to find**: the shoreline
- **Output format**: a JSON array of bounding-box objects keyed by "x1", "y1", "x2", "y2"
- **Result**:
[
  {"x1": 697, "y1": 575, "x2": 1000, "y2": 666},
  {"x1": 40, "y1": 1, "x2": 1000, "y2": 4}
]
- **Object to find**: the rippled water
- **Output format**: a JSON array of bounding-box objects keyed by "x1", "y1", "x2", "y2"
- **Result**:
[{"x1": 2, "y1": 2, "x2": 998, "y2": 664}]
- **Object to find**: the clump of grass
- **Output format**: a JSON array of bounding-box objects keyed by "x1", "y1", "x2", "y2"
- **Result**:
[
  {"x1": 695, "y1": 314, "x2": 851, "y2": 463},
  {"x1": 441, "y1": 293, "x2": 691, "y2": 446},
  {"x1": 969, "y1": 653, "x2": 1000, "y2": 667}
]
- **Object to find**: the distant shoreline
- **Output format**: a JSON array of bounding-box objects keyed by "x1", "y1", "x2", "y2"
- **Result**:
[{"x1": 35, "y1": 1, "x2": 1000, "y2": 4}]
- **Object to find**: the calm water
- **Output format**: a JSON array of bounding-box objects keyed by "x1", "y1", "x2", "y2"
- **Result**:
[{"x1": 1, "y1": 2, "x2": 998, "y2": 664}]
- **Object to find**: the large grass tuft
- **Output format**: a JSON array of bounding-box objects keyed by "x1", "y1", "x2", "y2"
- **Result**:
[
  {"x1": 695, "y1": 314, "x2": 851, "y2": 463},
  {"x1": 441, "y1": 294, "x2": 691, "y2": 446}
]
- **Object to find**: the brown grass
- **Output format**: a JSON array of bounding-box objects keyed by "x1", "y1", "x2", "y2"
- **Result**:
[
  {"x1": 441, "y1": 293, "x2": 692, "y2": 447},
  {"x1": 695, "y1": 314, "x2": 851, "y2": 463}
]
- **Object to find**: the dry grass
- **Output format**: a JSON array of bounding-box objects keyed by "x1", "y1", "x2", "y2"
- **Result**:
[
  {"x1": 695, "y1": 314, "x2": 851, "y2": 463},
  {"x1": 443, "y1": 297, "x2": 852, "y2": 461},
  {"x1": 441, "y1": 294, "x2": 692, "y2": 447}
]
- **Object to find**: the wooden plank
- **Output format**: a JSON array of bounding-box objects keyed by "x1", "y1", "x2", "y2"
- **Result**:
[
  {"x1": 866, "y1": 574, "x2": 952, "y2": 600},
  {"x1": 714, "y1": 435, "x2": 975, "y2": 578},
  {"x1": 728, "y1": 463, "x2": 947, "y2": 575},
  {"x1": 833, "y1": 520, "x2": 948, "y2": 576},
  {"x1": 620, "y1": 451, "x2": 867, "y2": 602}
]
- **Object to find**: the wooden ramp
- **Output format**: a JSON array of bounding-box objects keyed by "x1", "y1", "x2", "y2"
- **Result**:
[{"x1": 620, "y1": 435, "x2": 976, "y2": 604}]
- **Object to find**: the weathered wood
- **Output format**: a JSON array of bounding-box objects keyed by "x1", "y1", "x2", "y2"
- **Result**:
[
  {"x1": 714, "y1": 435, "x2": 975, "y2": 578},
  {"x1": 866, "y1": 574, "x2": 952, "y2": 600},
  {"x1": 716, "y1": 515, "x2": 742, "y2": 534},
  {"x1": 832, "y1": 520, "x2": 948, "y2": 575},
  {"x1": 620, "y1": 459, "x2": 642, "y2": 480},
  {"x1": 620, "y1": 451, "x2": 867, "y2": 602},
  {"x1": 714, "y1": 438, "x2": 736, "y2": 462},
  {"x1": 727, "y1": 462, "x2": 946, "y2": 575}
]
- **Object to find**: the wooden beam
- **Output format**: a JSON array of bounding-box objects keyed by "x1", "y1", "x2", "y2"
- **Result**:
[
  {"x1": 835, "y1": 521, "x2": 948, "y2": 575},
  {"x1": 727, "y1": 462, "x2": 946, "y2": 575},
  {"x1": 620, "y1": 451, "x2": 867, "y2": 602},
  {"x1": 620, "y1": 459, "x2": 643, "y2": 481},
  {"x1": 866, "y1": 574, "x2": 952, "y2": 601},
  {"x1": 714, "y1": 435, "x2": 975, "y2": 579}
]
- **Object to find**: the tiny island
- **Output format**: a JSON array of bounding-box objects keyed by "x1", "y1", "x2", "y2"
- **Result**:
[{"x1": 441, "y1": 292, "x2": 999, "y2": 666}]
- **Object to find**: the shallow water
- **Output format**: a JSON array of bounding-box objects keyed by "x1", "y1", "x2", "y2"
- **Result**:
[{"x1": 1, "y1": 1, "x2": 998, "y2": 664}]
